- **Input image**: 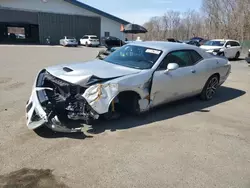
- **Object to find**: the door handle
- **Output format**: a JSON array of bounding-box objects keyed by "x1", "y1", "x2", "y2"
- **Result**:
[{"x1": 191, "y1": 70, "x2": 196, "y2": 73}]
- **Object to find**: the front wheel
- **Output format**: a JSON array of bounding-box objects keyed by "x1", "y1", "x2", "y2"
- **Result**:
[
  {"x1": 235, "y1": 51, "x2": 240, "y2": 60},
  {"x1": 200, "y1": 75, "x2": 219, "y2": 101},
  {"x1": 219, "y1": 52, "x2": 225, "y2": 56}
]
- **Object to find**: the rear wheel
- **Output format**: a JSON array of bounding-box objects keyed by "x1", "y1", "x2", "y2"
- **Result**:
[{"x1": 200, "y1": 75, "x2": 219, "y2": 101}]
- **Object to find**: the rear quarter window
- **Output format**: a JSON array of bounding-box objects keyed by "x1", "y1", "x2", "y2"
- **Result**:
[{"x1": 190, "y1": 50, "x2": 203, "y2": 63}]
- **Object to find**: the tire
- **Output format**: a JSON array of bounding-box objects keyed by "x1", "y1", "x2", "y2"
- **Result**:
[
  {"x1": 200, "y1": 75, "x2": 219, "y2": 101},
  {"x1": 235, "y1": 51, "x2": 240, "y2": 60},
  {"x1": 119, "y1": 93, "x2": 141, "y2": 116},
  {"x1": 128, "y1": 95, "x2": 141, "y2": 116},
  {"x1": 220, "y1": 52, "x2": 225, "y2": 56}
]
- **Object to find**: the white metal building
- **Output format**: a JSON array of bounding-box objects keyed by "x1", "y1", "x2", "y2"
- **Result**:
[{"x1": 0, "y1": 0, "x2": 129, "y2": 44}]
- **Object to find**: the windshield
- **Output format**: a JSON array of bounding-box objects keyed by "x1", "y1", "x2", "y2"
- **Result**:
[
  {"x1": 203, "y1": 40, "x2": 225, "y2": 46},
  {"x1": 66, "y1": 36, "x2": 75, "y2": 40},
  {"x1": 104, "y1": 45, "x2": 162, "y2": 70}
]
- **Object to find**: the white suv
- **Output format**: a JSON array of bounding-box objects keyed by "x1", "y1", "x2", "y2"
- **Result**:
[
  {"x1": 200, "y1": 39, "x2": 242, "y2": 59},
  {"x1": 80, "y1": 35, "x2": 100, "y2": 47}
]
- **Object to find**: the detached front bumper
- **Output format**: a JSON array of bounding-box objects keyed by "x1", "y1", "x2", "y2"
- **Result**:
[
  {"x1": 25, "y1": 71, "x2": 100, "y2": 133},
  {"x1": 26, "y1": 87, "x2": 90, "y2": 133},
  {"x1": 26, "y1": 88, "x2": 48, "y2": 130}
]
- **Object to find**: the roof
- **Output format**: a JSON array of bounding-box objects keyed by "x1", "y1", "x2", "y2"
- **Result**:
[
  {"x1": 127, "y1": 41, "x2": 200, "y2": 51},
  {"x1": 64, "y1": 0, "x2": 130, "y2": 25},
  {"x1": 84, "y1": 35, "x2": 98, "y2": 36},
  {"x1": 211, "y1": 39, "x2": 239, "y2": 42}
]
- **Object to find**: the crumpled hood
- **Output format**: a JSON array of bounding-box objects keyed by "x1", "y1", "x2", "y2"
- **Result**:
[
  {"x1": 200, "y1": 45, "x2": 222, "y2": 51},
  {"x1": 45, "y1": 59, "x2": 140, "y2": 86}
]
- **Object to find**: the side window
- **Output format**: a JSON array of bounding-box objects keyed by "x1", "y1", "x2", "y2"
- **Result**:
[
  {"x1": 232, "y1": 41, "x2": 240, "y2": 46},
  {"x1": 83, "y1": 36, "x2": 88, "y2": 39},
  {"x1": 226, "y1": 41, "x2": 232, "y2": 47},
  {"x1": 168, "y1": 51, "x2": 192, "y2": 67},
  {"x1": 158, "y1": 50, "x2": 193, "y2": 70},
  {"x1": 235, "y1": 42, "x2": 240, "y2": 46},
  {"x1": 230, "y1": 41, "x2": 236, "y2": 46},
  {"x1": 158, "y1": 56, "x2": 170, "y2": 70},
  {"x1": 190, "y1": 50, "x2": 203, "y2": 64}
]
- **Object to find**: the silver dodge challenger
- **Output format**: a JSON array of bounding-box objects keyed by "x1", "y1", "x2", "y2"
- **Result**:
[{"x1": 26, "y1": 41, "x2": 231, "y2": 133}]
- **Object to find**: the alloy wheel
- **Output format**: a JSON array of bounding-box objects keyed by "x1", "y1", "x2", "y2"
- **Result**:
[{"x1": 206, "y1": 77, "x2": 219, "y2": 99}]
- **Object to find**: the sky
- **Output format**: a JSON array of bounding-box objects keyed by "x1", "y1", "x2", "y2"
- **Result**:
[{"x1": 79, "y1": 0, "x2": 202, "y2": 24}]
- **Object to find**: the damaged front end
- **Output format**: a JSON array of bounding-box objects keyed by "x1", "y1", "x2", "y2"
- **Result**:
[{"x1": 26, "y1": 70, "x2": 100, "y2": 133}]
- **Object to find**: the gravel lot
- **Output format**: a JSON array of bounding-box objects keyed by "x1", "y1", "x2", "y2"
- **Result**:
[{"x1": 0, "y1": 45, "x2": 250, "y2": 188}]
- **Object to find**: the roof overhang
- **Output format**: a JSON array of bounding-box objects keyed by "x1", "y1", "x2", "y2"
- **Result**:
[{"x1": 64, "y1": 0, "x2": 130, "y2": 25}]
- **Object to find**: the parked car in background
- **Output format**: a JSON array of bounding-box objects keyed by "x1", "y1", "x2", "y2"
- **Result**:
[
  {"x1": 80, "y1": 35, "x2": 100, "y2": 47},
  {"x1": 26, "y1": 41, "x2": 231, "y2": 133},
  {"x1": 245, "y1": 49, "x2": 250, "y2": 64},
  {"x1": 101, "y1": 36, "x2": 126, "y2": 50},
  {"x1": 199, "y1": 39, "x2": 209, "y2": 46},
  {"x1": 166, "y1": 38, "x2": 182, "y2": 43},
  {"x1": 97, "y1": 36, "x2": 127, "y2": 59},
  {"x1": 190, "y1": 37, "x2": 204, "y2": 43},
  {"x1": 183, "y1": 40, "x2": 201, "y2": 47},
  {"x1": 200, "y1": 39, "x2": 242, "y2": 59},
  {"x1": 59, "y1": 36, "x2": 78, "y2": 47}
]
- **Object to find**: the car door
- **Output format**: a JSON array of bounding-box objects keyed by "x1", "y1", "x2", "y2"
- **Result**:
[
  {"x1": 150, "y1": 50, "x2": 204, "y2": 107},
  {"x1": 224, "y1": 41, "x2": 235, "y2": 58},
  {"x1": 231, "y1": 41, "x2": 241, "y2": 56},
  {"x1": 81, "y1": 36, "x2": 87, "y2": 44}
]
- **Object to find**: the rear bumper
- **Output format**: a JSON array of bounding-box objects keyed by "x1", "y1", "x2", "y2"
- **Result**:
[
  {"x1": 64, "y1": 42, "x2": 78, "y2": 46},
  {"x1": 89, "y1": 42, "x2": 100, "y2": 46}
]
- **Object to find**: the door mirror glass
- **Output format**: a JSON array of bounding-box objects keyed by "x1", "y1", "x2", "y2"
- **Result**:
[
  {"x1": 226, "y1": 45, "x2": 231, "y2": 48},
  {"x1": 164, "y1": 63, "x2": 179, "y2": 73}
]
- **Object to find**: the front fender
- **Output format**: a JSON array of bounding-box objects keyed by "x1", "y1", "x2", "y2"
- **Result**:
[{"x1": 82, "y1": 83, "x2": 149, "y2": 114}]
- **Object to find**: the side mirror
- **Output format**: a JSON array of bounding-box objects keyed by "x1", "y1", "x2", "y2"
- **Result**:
[
  {"x1": 164, "y1": 63, "x2": 179, "y2": 74},
  {"x1": 226, "y1": 45, "x2": 231, "y2": 48}
]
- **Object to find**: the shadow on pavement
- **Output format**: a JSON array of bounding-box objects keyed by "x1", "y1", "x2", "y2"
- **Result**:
[
  {"x1": 230, "y1": 57, "x2": 246, "y2": 61},
  {"x1": 34, "y1": 125, "x2": 93, "y2": 140},
  {"x1": 35, "y1": 86, "x2": 245, "y2": 139},
  {"x1": 88, "y1": 86, "x2": 246, "y2": 134}
]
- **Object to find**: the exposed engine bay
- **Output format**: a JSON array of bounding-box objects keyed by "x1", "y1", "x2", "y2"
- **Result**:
[{"x1": 40, "y1": 71, "x2": 99, "y2": 123}]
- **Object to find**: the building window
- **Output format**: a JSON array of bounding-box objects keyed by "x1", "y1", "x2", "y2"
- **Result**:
[
  {"x1": 104, "y1": 32, "x2": 110, "y2": 37},
  {"x1": 7, "y1": 27, "x2": 25, "y2": 39}
]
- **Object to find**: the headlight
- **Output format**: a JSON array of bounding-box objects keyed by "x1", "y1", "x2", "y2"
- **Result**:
[
  {"x1": 213, "y1": 48, "x2": 223, "y2": 52},
  {"x1": 248, "y1": 49, "x2": 250, "y2": 52}
]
